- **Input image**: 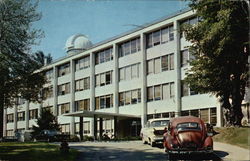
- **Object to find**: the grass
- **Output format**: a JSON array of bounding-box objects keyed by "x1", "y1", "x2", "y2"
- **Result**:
[
  {"x1": 0, "y1": 142, "x2": 79, "y2": 161},
  {"x1": 213, "y1": 127, "x2": 250, "y2": 149}
]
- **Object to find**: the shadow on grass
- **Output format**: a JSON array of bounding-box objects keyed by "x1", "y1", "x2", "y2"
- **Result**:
[{"x1": 0, "y1": 142, "x2": 78, "y2": 161}]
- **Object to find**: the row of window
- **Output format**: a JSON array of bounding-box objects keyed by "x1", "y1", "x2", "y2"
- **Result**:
[
  {"x1": 75, "y1": 77, "x2": 90, "y2": 91},
  {"x1": 95, "y1": 94, "x2": 113, "y2": 110},
  {"x1": 95, "y1": 71, "x2": 112, "y2": 87},
  {"x1": 146, "y1": 25, "x2": 174, "y2": 49},
  {"x1": 119, "y1": 89, "x2": 141, "y2": 106},
  {"x1": 75, "y1": 99, "x2": 90, "y2": 111},
  {"x1": 58, "y1": 83, "x2": 70, "y2": 96},
  {"x1": 119, "y1": 37, "x2": 141, "y2": 57},
  {"x1": 147, "y1": 82, "x2": 175, "y2": 102},
  {"x1": 58, "y1": 103, "x2": 70, "y2": 115},
  {"x1": 119, "y1": 63, "x2": 140, "y2": 81},
  {"x1": 147, "y1": 54, "x2": 174, "y2": 75},
  {"x1": 6, "y1": 109, "x2": 38, "y2": 123}
]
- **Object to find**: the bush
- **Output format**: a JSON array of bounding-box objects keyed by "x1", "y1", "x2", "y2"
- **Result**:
[
  {"x1": 69, "y1": 135, "x2": 80, "y2": 142},
  {"x1": 82, "y1": 135, "x2": 94, "y2": 141}
]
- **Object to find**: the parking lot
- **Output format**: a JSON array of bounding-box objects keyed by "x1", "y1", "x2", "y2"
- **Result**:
[{"x1": 69, "y1": 141, "x2": 222, "y2": 161}]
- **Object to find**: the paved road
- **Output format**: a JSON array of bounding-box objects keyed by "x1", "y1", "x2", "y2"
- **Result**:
[{"x1": 69, "y1": 141, "x2": 222, "y2": 161}]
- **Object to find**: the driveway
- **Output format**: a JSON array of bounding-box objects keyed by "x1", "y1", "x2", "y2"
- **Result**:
[{"x1": 69, "y1": 141, "x2": 222, "y2": 161}]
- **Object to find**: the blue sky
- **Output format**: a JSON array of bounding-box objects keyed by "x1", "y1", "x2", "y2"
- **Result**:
[{"x1": 32, "y1": 0, "x2": 189, "y2": 60}]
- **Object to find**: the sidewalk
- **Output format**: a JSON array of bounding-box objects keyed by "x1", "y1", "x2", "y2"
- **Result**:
[{"x1": 214, "y1": 142, "x2": 250, "y2": 161}]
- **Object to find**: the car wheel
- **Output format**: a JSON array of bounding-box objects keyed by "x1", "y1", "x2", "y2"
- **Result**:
[
  {"x1": 169, "y1": 153, "x2": 176, "y2": 160},
  {"x1": 150, "y1": 140, "x2": 156, "y2": 147}
]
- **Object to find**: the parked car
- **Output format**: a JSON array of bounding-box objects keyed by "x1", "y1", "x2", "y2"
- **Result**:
[
  {"x1": 140, "y1": 118, "x2": 169, "y2": 147},
  {"x1": 34, "y1": 130, "x2": 69, "y2": 142},
  {"x1": 163, "y1": 116, "x2": 214, "y2": 159}
]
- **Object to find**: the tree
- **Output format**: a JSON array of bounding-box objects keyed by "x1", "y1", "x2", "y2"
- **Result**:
[
  {"x1": 32, "y1": 109, "x2": 60, "y2": 137},
  {"x1": 184, "y1": 0, "x2": 249, "y2": 126},
  {"x1": 0, "y1": 0, "x2": 46, "y2": 137}
]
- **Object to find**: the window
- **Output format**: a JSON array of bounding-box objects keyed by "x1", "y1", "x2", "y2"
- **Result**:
[
  {"x1": 119, "y1": 93, "x2": 125, "y2": 106},
  {"x1": 119, "y1": 37, "x2": 140, "y2": 57},
  {"x1": 17, "y1": 112, "x2": 25, "y2": 121},
  {"x1": 190, "y1": 109, "x2": 199, "y2": 117},
  {"x1": 84, "y1": 121, "x2": 90, "y2": 134},
  {"x1": 147, "y1": 82, "x2": 174, "y2": 102},
  {"x1": 119, "y1": 89, "x2": 141, "y2": 106},
  {"x1": 75, "y1": 56, "x2": 90, "y2": 71},
  {"x1": 60, "y1": 124, "x2": 70, "y2": 134},
  {"x1": 170, "y1": 54, "x2": 174, "y2": 70},
  {"x1": 6, "y1": 130, "x2": 14, "y2": 137},
  {"x1": 75, "y1": 77, "x2": 90, "y2": 91},
  {"x1": 154, "y1": 58, "x2": 161, "y2": 74},
  {"x1": 147, "y1": 87, "x2": 153, "y2": 102},
  {"x1": 95, "y1": 94, "x2": 113, "y2": 110},
  {"x1": 42, "y1": 86, "x2": 53, "y2": 99},
  {"x1": 75, "y1": 123, "x2": 80, "y2": 134},
  {"x1": 170, "y1": 82, "x2": 175, "y2": 98},
  {"x1": 7, "y1": 114, "x2": 14, "y2": 123},
  {"x1": 95, "y1": 71, "x2": 112, "y2": 87},
  {"x1": 45, "y1": 69, "x2": 53, "y2": 80},
  {"x1": 180, "y1": 16, "x2": 198, "y2": 38},
  {"x1": 154, "y1": 85, "x2": 161, "y2": 100},
  {"x1": 95, "y1": 48, "x2": 113, "y2": 65},
  {"x1": 147, "y1": 54, "x2": 174, "y2": 75},
  {"x1": 181, "y1": 49, "x2": 189, "y2": 67},
  {"x1": 58, "y1": 83, "x2": 70, "y2": 95},
  {"x1": 210, "y1": 108, "x2": 217, "y2": 126},
  {"x1": 29, "y1": 109, "x2": 38, "y2": 120},
  {"x1": 146, "y1": 25, "x2": 174, "y2": 49},
  {"x1": 58, "y1": 63, "x2": 70, "y2": 77},
  {"x1": 75, "y1": 99, "x2": 90, "y2": 111},
  {"x1": 58, "y1": 103, "x2": 70, "y2": 115},
  {"x1": 181, "y1": 82, "x2": 189, "y2": 97},
  {"x1": 119, "y1": 63, "x2": 140, "y2": 81},
  {"x1": 42, "y1": 106, "x2": 53, "y2": 113},
  {"x1": 200, "y1": 109, "x2": 209, "y2": 123}
]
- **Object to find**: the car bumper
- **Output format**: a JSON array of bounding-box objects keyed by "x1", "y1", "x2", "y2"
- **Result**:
[
  {"x1": 152, "y1": 136, "x2": 163, "y2": 143},
  {"x1": 168, "y1": 149, "x2": 213, "y2": 155}
]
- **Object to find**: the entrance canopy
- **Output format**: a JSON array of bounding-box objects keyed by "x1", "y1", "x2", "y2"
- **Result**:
[{"x1": 63, "y1": 111, "x2": 141, "y2": 120}]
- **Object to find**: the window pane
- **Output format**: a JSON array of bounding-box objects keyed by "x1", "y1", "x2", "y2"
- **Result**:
[
  {"x1": 105, "y1": 49, "x2": 111, "y2": 62},
  {"x1": 153, "y1": 30, "x2": 160, "y2": 46},
  {"x1": 95, "y1": 75, "x2": 100, "y2": 86},
  {"x1": 147, "y1": 33, "x2": 153, "y2": 48},
  {"x1": 147, "y1": 87, "x2": 153, "y2": 101},
  {"x1": 106, "y1": 72, "x2": 111, "y2": 84},
  {"x1": 125, "y1": 66, "x2": 131, "y2": 80},
  {"x1": 100, "y1": 51, "x2": 105, "y2": 63},
  {"x1": 181, "y1": 50, "x2": 189, "y2": 67},
  {"x1": 119, "y1": 93, "x2": 125, "y2": 106},
  {"x1": 154, "y1": 85, "x2": 161, "y2": 100},
  {"x1": 147, "y1": 60, "x2": 154, "y2": 74},
  {"x1": 125, "y1": 91, "x2": 131, "y2": 105},
  {"x1": 100, "y1": 73, "x2": 105, "y2": 86},
  {"x1": 161, "y1": 28, "x2": 168, "y2": 43},
  {"x1": 106, "y1": 96, "x2": 111, "y2": 108},
  {"x1": 181, "y1": 82, "x2": 189, "y2": 96},
  {"x1": 154, "y1": 58, "x2": 161, "y2": 74},
  {"x1": 131, "y1": 90, "x2": 138, "y2": 104},
  {"x1": 169, "y1": 26, "x2": 174, "y2": 41},
  {"x1": 137, "y1": 38, "x2": 141, "y2": 51},
  {"x1": 124, "y1": 42, "x2": 130, "y2": 55},
  {"x1": 131, "y1": 39, "x2": 137, "y2": 53},
  {"x1": 100, "y1": 97, "x2": 105, "y2": 109},
  {"x1": 95, "y1": 97, "x2": 100, "y2": 110},
  {"x1": 170, "y1": 54, "x2": 174, "y2": 70},
  {"x1": 131, "y1": 64, "x2": 138, "y2": 78},
  {"x1": 161, "y1": 55, "x2": 168, "y2": 71},
  {"x1": 170, "y1": 82, "x2": 175, "y2": 98},
  {"x1": 119, "y1": 68, "x2": 125, "y2": 81}
]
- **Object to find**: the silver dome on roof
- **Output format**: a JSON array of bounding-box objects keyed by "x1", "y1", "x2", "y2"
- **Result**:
[{"x1": 65, "y1": 34, "x2": 92, "y2": 55}]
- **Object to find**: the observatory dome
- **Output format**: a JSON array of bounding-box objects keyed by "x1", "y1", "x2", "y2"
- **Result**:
[{"x1": 65, "y1": 34, "x2": 92, "y2": 55}]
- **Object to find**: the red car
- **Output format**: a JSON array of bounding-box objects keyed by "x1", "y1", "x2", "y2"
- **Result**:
[{"x1": 163, "y1": 116, "x2": 213, "y2": 159}]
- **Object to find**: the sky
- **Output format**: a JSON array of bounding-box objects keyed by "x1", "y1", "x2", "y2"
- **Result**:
[{"x1": 32, "y1": 0, "x2": 190, "y2": 60}]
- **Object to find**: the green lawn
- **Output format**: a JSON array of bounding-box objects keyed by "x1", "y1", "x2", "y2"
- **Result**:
[
  {"x1": 213, "y1": 127, "x2": 250, "y2": 149},
  {"x1": 0, "y1": 142, "x2": 78, "y2": 161}
]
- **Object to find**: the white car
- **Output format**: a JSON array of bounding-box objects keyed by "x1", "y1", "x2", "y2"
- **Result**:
[{"x1": 140, "y1": 118, "x2": 169, "y2": 147}]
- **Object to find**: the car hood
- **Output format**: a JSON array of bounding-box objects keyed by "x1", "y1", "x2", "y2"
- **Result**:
[{"x1": 176, "y1": 131, "x2": 203, "y2": 147}]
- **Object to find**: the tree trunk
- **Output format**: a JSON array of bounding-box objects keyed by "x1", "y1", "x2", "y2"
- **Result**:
[
  {"x1": 0, "y1": 92, "x2": 4, "y2": 138},
  {"x1": 220, "y1": 93, "x2": 232, "y2": 126}
]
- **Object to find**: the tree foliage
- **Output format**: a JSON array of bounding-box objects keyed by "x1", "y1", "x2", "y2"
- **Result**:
[
  {"x1": 184, "y1": 0, "x2": 249, "y2": 126},
  {"x1": 0, "y1": 0, "x2": 47, "y2": 137},
  {"x1": 32, "y1": 109, "x2": 60, "y2": 137}
]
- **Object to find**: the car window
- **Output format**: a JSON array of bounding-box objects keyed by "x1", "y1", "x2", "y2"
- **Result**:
[
  {"x1": 151, "y1": 120, "x2": 169, "y2": 127},
  {"x1": 176, "y1": 122, "x2": 201, "y2": 131}
]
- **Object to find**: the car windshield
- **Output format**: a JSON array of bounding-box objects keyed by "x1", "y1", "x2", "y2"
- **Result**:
[
  {"x1": 176, "y1": 122, "x2": 201, "y2": 131},
  {"x1": 151, "y1": 120, "x2": 169, "y2": 127}
]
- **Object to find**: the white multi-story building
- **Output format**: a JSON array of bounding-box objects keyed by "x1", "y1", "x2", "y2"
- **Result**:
[{"x1": 3, "y1": 9, "x2": 232, "y2": 139}]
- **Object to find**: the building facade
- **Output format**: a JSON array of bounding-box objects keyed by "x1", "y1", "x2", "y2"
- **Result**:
[{"x1": 3, "y1": 9, "x2": 230, "y2": 138}]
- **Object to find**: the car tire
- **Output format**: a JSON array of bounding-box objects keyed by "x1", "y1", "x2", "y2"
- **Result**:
[{"x1": 150, "y1": 140, "x2": 156, "y2": 147}]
